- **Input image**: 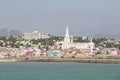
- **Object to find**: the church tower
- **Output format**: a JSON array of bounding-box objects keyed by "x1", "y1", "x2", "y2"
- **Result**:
[
  {"x1": 62, "y1": 26, "x2": 71, "y2": 49},
  {"x1": 89, "y1": 38, "x2": 95, "y2": 54}
]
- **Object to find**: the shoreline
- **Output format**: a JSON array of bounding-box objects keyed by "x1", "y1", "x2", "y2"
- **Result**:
[
  {"x1": 18, "y1": 56, "x2": 120, "y2": 64},
  {"x1": 1, "y1": 56, "x2": 120, "y2": 64},
  {"x1": 0, "y1": 59, "x2": 16, "y2": 62}
]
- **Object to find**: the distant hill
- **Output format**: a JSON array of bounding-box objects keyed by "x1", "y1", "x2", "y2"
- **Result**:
[
  {"x1": 93, "y1": 32, "x2": 120, "y2": 39},
  {"x1": 0, "y1": 28, "x2": 23, "y2": 37},
  {"x1": 93, "y1": 24, "x2": 120, "y2": 39}
]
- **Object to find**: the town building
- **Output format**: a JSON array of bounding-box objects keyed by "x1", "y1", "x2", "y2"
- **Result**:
[{"x1": 24, "y1": 31, "x2": 50, "y2": 40}]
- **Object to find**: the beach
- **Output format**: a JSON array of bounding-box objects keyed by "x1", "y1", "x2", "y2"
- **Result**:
[{"x1": 0, "y1": 59, "x2": 16, "y2": 62}]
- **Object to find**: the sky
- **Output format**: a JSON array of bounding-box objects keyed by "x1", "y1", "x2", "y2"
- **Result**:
[{"x1": 0, "y1": 0, "x2": 120, "y2": 36}]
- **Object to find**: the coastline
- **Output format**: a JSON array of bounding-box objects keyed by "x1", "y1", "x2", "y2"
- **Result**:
[
  {"x1": 1, "y1": 56, "x2": 120, "y2": 64},
  {"x1": 0, "y1": 59, "x2": 16, "y2": 62},
  {"x1": 16, "y1": 56, "x2": 120, "y2": 64}
]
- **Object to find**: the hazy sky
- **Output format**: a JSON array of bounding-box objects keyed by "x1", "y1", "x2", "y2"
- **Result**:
[{"x1": 0, "y1": 0, "x2": 120, "y2": 36}]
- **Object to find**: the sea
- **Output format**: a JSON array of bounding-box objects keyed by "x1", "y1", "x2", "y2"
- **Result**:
[{"x1": 0, "y1": 62, "x2": 120, "y2": 80}]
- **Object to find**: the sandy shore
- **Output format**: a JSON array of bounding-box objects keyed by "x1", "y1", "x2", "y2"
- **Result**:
[{"x1": 0, "y1": 59, "x2": 16, "y2": 62}]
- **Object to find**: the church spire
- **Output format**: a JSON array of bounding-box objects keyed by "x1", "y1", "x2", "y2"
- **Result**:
[
  {"x1": 65, "y1": 25, "x2": 69, "y2": 37},
  {"x1": 62, "y1": 25, "x2": 70, "y2": 49}
]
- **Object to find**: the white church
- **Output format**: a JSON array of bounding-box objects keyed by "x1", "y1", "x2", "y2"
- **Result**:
[{"x1": 61, "y1": 26, "x2": 95, "y2": 53}]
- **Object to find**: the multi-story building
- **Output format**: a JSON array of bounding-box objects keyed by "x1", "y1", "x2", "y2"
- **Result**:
[{"x1": 24, "y1": 31, "x2": 50, "y2": 40}]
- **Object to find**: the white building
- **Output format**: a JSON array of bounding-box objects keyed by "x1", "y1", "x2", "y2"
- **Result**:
[
  {"x1": 24, "y1": 31, "x2": 50, "y2": 40},
  {"x1": 61, "y1": 26, "x2": 95, "y2": 53},
  {"x1": 82, "y1": 36, "x2": 88, "y2": 40}
]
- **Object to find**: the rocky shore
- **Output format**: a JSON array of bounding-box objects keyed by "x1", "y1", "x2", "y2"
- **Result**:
[
  {"x1": 1, "y1": 56, "x2": 120, "y2": 64},
  {"x1": 16, "y1": 56, "x2": 120, "y2": 64}
]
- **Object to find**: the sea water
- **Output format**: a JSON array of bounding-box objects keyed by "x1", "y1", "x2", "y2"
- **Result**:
[{"x1": 0, "y1": 62, "x2": 120, "y2": 80}]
